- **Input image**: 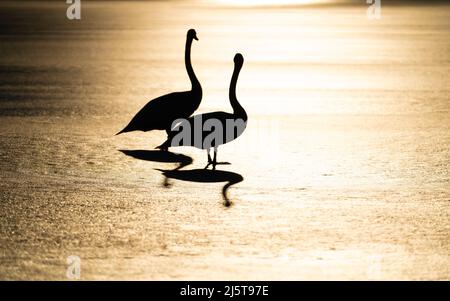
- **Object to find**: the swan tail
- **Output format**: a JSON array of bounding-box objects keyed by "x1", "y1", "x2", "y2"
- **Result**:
[
  {"x1": 155, "y1": 140, "x2": 170, "y2": 150},
  {"x1": 116, "y1": 125, "x2": 133, "y2": 135},
  {"x1": 115, "y1": 129, "x2": 129, "y2": 136},
  {"x1": 115, "y1": 129, "x2": 126, "y2": 135}
]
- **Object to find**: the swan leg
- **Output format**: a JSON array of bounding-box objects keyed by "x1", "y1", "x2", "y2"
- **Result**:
[
  {"x1": 212, "y1": 147, "x2": 230, "y2": 170},
  {"x1": 159, "y1": 127, "x2": 173, "y2": 152},
  {"x1": 204, "y1": 148, "x2": 213, "y2": 169},
  {"x1": 212, "y1": 148, "x2": 217, "y2": 170},
  {"x1": 207, "y1": 148, "x2": 213, "y2": 163}
]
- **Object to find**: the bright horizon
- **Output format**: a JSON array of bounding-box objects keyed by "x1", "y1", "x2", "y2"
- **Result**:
[
  {"x1": 216, "y1": 0, "x2": 328, "y2": 5},
  {"x1": 0, "y1": 0, "x2": 449, "y2": 282}
]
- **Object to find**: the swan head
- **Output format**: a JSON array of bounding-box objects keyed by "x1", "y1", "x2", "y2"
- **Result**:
[
  {"x1": 234, "y1": 53, "x2": 244, "y2": 67},
  {"x1": 187, "y1": 29, "x2": 198, "y2": 41}
]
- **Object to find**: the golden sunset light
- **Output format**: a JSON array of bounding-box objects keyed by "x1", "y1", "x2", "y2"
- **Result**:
[
  {"x1": 217, "y1": 0, "x2": 324, "y2": 5},
  {"x1": 0, "y1": 0, "x2": 449, "y2": 289}
]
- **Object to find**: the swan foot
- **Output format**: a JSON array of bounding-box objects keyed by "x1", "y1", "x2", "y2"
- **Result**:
[
  {"x1": 204, "y1": 161, "x2": 212, "y2": 169},
  {"x1": 205, "y1": 161, "x2": 231, "y2": 170},
  {"x1": 212, "y1": 161, "x2": 231, "y2": 170},
  {"x1": 204, "y1": 154, "x2": 213, "y2": 169},
  {"x1": 204, "y1": 148, "x2": 230, "y2": 170}
]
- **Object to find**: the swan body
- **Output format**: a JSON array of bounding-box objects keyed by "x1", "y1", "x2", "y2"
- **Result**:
[
  {"x1": 157, "y1": 53, "x2": 247, "y2": 169},
  {"x1": 117, "y1": 91, "x2": 200, "y2": 134},
  {"x1": 117, "y1": 29, "x2": 202, "y2": 137}
]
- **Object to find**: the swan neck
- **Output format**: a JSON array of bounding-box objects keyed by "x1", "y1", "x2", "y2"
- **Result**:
[
  {"x1": 185, "y1": 37, "x2": 201, "y2": 92},
  {"x1": 229, "y1": 63, "x2": 246, "y2": 120}
]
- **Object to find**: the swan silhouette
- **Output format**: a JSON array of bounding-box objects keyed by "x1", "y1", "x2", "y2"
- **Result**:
[
  {"x1": 116, "y1": 29, "x2": 202, "y2": 150},
  {"x1": 157, "y1": 53, "x2": 247, "y2": 170}
]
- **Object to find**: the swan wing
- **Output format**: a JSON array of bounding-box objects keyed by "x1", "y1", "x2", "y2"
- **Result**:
[{"x1": 119, "y1": 91, "x2": 196, "y2": 133}]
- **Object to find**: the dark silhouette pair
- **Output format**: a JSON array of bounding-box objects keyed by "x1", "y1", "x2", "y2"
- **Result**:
[
  {"x1": 116, "y1": 29, "x2": 248, "y2": 170},
  {"x1": 117, "y1": 29, "x2": 247, "y2": 206}
]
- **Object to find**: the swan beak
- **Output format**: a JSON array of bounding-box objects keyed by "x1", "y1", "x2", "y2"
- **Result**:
[{"x1": 194, "y1": 35, "x2": 199, "y2": 41}]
